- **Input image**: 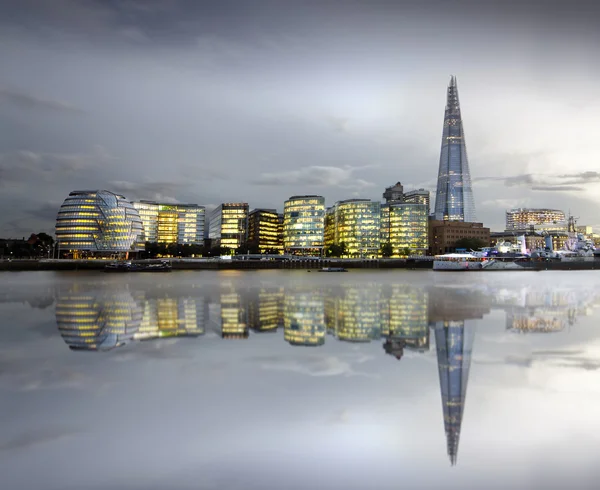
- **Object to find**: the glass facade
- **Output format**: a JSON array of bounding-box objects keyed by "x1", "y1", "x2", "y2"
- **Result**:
[
  {"x1": 208, "y1": 203, "x2": 249, "y2": 251},
  {"x1": 324, "y1": 199, "x2": 381, "y2": 258},
  {"x1": 55, "y1": 190, "x2": 144, "y2": 253},
  {"x1": 381, "y1": 203, "x2": 428, "y2": 256},
  {"x1": 283, "y1": 195, "x2": 325, "y2": 255},
  {"x1": 505, "y1": 208, "x2": 565, "y2": 231},
  {"x1": 247, "y1": 209, "x2": 283, "y2": 253},
  {"x1": 133, "y1": 201, "x2": 205, "y2": 244},
  {"x1": 403, "y1": 189, "x2": 431, "y2": 216},
  {"x1": 434, "y1": 76, "x2": 476, "y2": 222}
]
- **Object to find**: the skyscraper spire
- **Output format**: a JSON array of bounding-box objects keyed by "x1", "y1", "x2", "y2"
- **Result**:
[{"x1": 433, "y1": 76, "x2": 476, "y2": 222}]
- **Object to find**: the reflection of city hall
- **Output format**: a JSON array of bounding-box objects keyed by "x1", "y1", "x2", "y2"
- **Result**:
[{"x1": 53, "y1": 285, "x2": 597, "y2": 466}]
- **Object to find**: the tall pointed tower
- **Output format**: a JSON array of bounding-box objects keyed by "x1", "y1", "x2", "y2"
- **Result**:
[
  {"x1": 433, "y1": 76, "x2": 476, "y2": 222},
  {"x1": 433, "y1": 320, "x2": 475, "y2": 466}
]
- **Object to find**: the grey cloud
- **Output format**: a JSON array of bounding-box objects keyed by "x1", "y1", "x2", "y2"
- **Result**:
[
  {"x1": 0, "y1": 427, "x2": 80, "y2": 453},
  {"x1": 531, "y1": 185, "x2": 585, "y2": 192},
  {"x1": 558, "y1": 171, "x2": 600, "y2": 184},
  {"x1": 0, "y1": 87, "x2": 83, "y2": 114},
  {"x1": 255, "y1": 355, "x2": 374, "y2": 378},
  {"x1": 251, "y1": 165, "x2": 376, "y2": 190},
  {"x1": 108, "y1": 180, "x2": 190, "y2": 203}
]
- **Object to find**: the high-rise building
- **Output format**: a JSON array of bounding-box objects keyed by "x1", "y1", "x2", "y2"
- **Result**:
[
  {"x1": 56, "y1": 190, "x2": 144, "y2": 256},
  {"x1": 505, "y1": 208, "x2": 565, "y2": 231},
  {"x1": 432, "y1": 320, "x2": 475, "y2": 466},
  {"x1": 380, "y1": 203, "x2": 428, "y2": 256},
  {"x1": 433, "y1": 76, "x2": 476, "y2": 222},
  {"x1": 283, "y1": 195, "x2": 325, "y2": 255},
  {"x1": 133, "y1": 201, "x2": 205, "y2": 244},
  {"x1": 208, "y1": 203, "x2": 249, "y2": 251},
  {"x1": 324, "y1": 199, "x2": 381, "y2": 258},
  {"x1": 383, "y1": 182, "x2": 404, "y2": 203},
  {"x1": 403, "y1": 189, "x2": 431, "y2": 216},
  {"x1": 247, "y1": 209, "x2": 283, "y2": 253}
]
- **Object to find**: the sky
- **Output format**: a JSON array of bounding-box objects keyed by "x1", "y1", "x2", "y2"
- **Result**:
[
  {"x1": 2, "y1": 271, "x2": 600, "y2": 489},
  {"x1": 1, "y1": 0, "x2": 600, "y2": 236}
]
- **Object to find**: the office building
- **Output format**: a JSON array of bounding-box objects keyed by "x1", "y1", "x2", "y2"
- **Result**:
[
  {"x1": 133, "y1": 201, "x2": 205, "y2": 244},
  {"x1": 505, "y1": 208, "x2": 565, "y2": 231},
  {"x1": 283, "y1": 195, "x2": 325, "y2": 255},
  {"x1": 247, "y1": 209, "x2": 283, "y2": 253},
  {"x1": 380, "y1": 203, "x2": 428, "y2": 256},
  {"x1": 55, "y1": 190, "x2": 144, "y2": 256},
  {"x1": 433, "y1": 76, "x2": 476, "y2": 222},
  {"x1": 383, "y1": 182, "x2": 404, "y2": 203},
  {"x1": 403, "y1": 189, "x2": 431, "y2": 216},
  {"x1": 208, "y1": 203, "x2": 249, "y2": 251},
  {"x1": 324, "y1": 199, "x2": 381, "y2": 258}
]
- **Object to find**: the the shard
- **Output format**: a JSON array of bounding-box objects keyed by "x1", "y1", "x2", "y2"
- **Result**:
[
  {"x1": 433, "y1": 76, "x2": 476, "y2": 222},
  {"x1": 433, "y1": 320, "x2": 475, "y2": 466}
]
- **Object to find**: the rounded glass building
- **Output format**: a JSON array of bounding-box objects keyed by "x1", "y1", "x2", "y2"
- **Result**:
[{"x1": 55, "y1": 190, "x2": 144, "y2": 255}]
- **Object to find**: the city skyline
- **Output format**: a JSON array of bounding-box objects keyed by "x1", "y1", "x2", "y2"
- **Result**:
[{"x1": 2, "y1": 1, "x2": 600, "y2": 236}]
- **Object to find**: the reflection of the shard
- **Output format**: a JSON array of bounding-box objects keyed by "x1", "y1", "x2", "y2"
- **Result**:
[
  {"x1": 56, "y1": 287, "x2": 205, "y2": 350},
  {"x1": 56, "y1": 290, "x2": 144, "y2": 351},
  {"x1": 284, "y1": 291, "x2": 326, "y2": 346}
]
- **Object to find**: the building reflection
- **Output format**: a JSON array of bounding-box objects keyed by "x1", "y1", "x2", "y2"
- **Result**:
[
  {"x1": 220, "y1": 290, "x2": 248, "y2": 339},
  {"x1": 247, "y1": 288, "x2": 284, "y2": 333},
  {"x1": 56, "y1": 288, "x2": 144, "y2": 351},
  {"x1": 284, "y1": 290, "x2": 326, "y2": 346},
  {"x1": 327, "y1": 286, "x2": 383, "y2": 342},
  {"x1": 55, "y1": 287, "x2": 204, "y2": 350}
]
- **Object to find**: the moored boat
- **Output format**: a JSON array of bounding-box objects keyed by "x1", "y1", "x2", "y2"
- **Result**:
[
  {"x1": 318, "y1": 267, "x2": 348, "y2": 272},
  {"x1": 104, "y1": 261, "x2": 172, "y2": 273}
]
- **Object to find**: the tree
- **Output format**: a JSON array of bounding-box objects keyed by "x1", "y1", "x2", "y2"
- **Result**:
[
  {"x1": 400, "y1": 247, "x2": 412, "y2": 257},
  {"x1": 380, "y1": 242, "x2": 393, "y2": 258},
  {"x1": 325, "y1": 244, "x2": 344, "y2": 257},
  {"x1": 454, "y1": 237, "x2": 487, "y2": 251}
]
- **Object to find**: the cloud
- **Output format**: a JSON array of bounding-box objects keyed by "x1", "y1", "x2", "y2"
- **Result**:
[
  {"x1": 251, "y1": 165, "x2": 376, "y2": 190},
  {"x1": 531, "y1": 185, "x2": 585, "y2": 192},
  {"x1": 0, "y1": 86, "x2": 83, "y2": 114},
  {"x1": 477, "y1": 172, "x2": 600, "y2": 192},
  {"x1": 0, "y1": 147, "x2": 111, "y2": 186},
  {"x1": 254, "y1": 355, "x2": 373, "y2": 377},
  {"x1": 108, "y1": 181, "x2": 189, "y2": 203},
  {"x1": 0, "y1": 427, "x2": 80, "y2": 453}
]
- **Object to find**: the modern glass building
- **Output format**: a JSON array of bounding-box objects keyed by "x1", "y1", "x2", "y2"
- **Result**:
[
  {"x1": 132, "y1": 201, "x2": 205, "y2": 244},
  {"x1": 432, "y1": 320, "x2": 475, "y2": 466},
  {"x1": 247, "y1": 209, "x2": 283, "y2": 253},
  {"x1": 380, "y1": 203, "x2": 428, "y2": 256},
  {"x1": 324, "y1": 199, "x2": 381, "y2": 258},
  {"x1": 55, "y1": 190, "x2": 144, "y2": 256},
  {"x1": 283, "y1": 195, "x2": 325, "y2": 255},
  {"x1": 403, "y1": 189, "x2": 431, "y2": 216},
  {"x1": 433, "y1": 76, "x2": 476, "y2": 222},
  {"x1": 208, "y1": 203, "x2": 249, "y2": 251},
  {"x1": 505, "y1": 208, "x2": 565, "y2": 231}
]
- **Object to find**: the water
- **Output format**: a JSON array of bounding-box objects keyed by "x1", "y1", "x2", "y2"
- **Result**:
[{"x1": 1, "y1": 270, "x2": 600, "y2": 490}]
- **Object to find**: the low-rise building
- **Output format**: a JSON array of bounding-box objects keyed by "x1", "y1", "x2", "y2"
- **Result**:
[
  {"x1": 208, "y1": 203, "x2": 249, "y2": 251},
  {"x1": 429, "y1": 220, "x2": 490, "y2": 255},
  {"x1": 381, "y1": 203, "x2": 428, "y2": 256},
  {"x1": 133, "y1": 201, "x2": 205, "y2": 245},
  {"x1": 247, "y1": 209, "x2": 283, "y2": 253}
]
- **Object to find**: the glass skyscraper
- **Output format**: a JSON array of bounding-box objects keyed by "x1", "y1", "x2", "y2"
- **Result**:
[{"x1": 434, "y1": 76, "x2": 476, "y2": 222}]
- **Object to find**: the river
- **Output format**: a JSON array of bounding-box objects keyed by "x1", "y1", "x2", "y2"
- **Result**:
[{"x1": 1, "y1": 270, "x2": 599, "y2": 489}]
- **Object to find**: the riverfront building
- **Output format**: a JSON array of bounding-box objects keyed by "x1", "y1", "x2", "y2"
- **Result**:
[
  {"x1": 505, "y1": 208, "x2": 565, "y2": 231},
  {"x1": 380, "y1": 203, "x2": 428, "y2": 256},
  {"x1": 403, "y1": 189, "x2": 431, "y2": 216},
  {"x1": 429, "y1": 220, "x2": 490, "y2": 255},
  {"x1": 324, "y1": 199, "x2": 381, "y2": 258},
  {"x1": 208, "y1": 203, "x2": 249, "y2": 251},
  {"x1": 55, "y1": 190, "x2": 144, "y2": 256},
  {"x1": 283, "y1": 195, "x2": 325, "y2": 255},
  {"x1": 133, "y1": 201, "x2": 205, "y2": 244},
  {"x1": 433, "y1": 76, "x2": 476, "y2": 222},
  {"x1": 247, "y1": 209, "x2": 283, "y2": 253}
]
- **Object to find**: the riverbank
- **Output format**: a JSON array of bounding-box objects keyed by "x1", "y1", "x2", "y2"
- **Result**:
[{"x1": 0, "y1": 257, "x2": 434, "y2": 271}]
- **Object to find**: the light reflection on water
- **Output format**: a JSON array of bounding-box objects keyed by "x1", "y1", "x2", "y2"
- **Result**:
[{"x1": 1, "y1": 270, "x2": 600, "y2": 490}]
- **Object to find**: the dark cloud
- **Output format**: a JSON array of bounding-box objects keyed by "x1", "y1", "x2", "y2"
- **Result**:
[
  {"x1": 558, "y1": 171, "x2": 600, "y2": 184},
  {"x1": 251, "y1": 165, "x2": 376, "y2": 191},
  {"x1": 531, "y1": 185, "x2": 585, "y2": 192},
  {"x1": 0, "y1": 86, "x2": 83, "y2": 114}
]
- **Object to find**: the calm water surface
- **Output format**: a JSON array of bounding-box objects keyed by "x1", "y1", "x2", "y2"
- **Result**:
[{"x1": 1, "y1": 270, "x2": 600, "y2": 490}]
